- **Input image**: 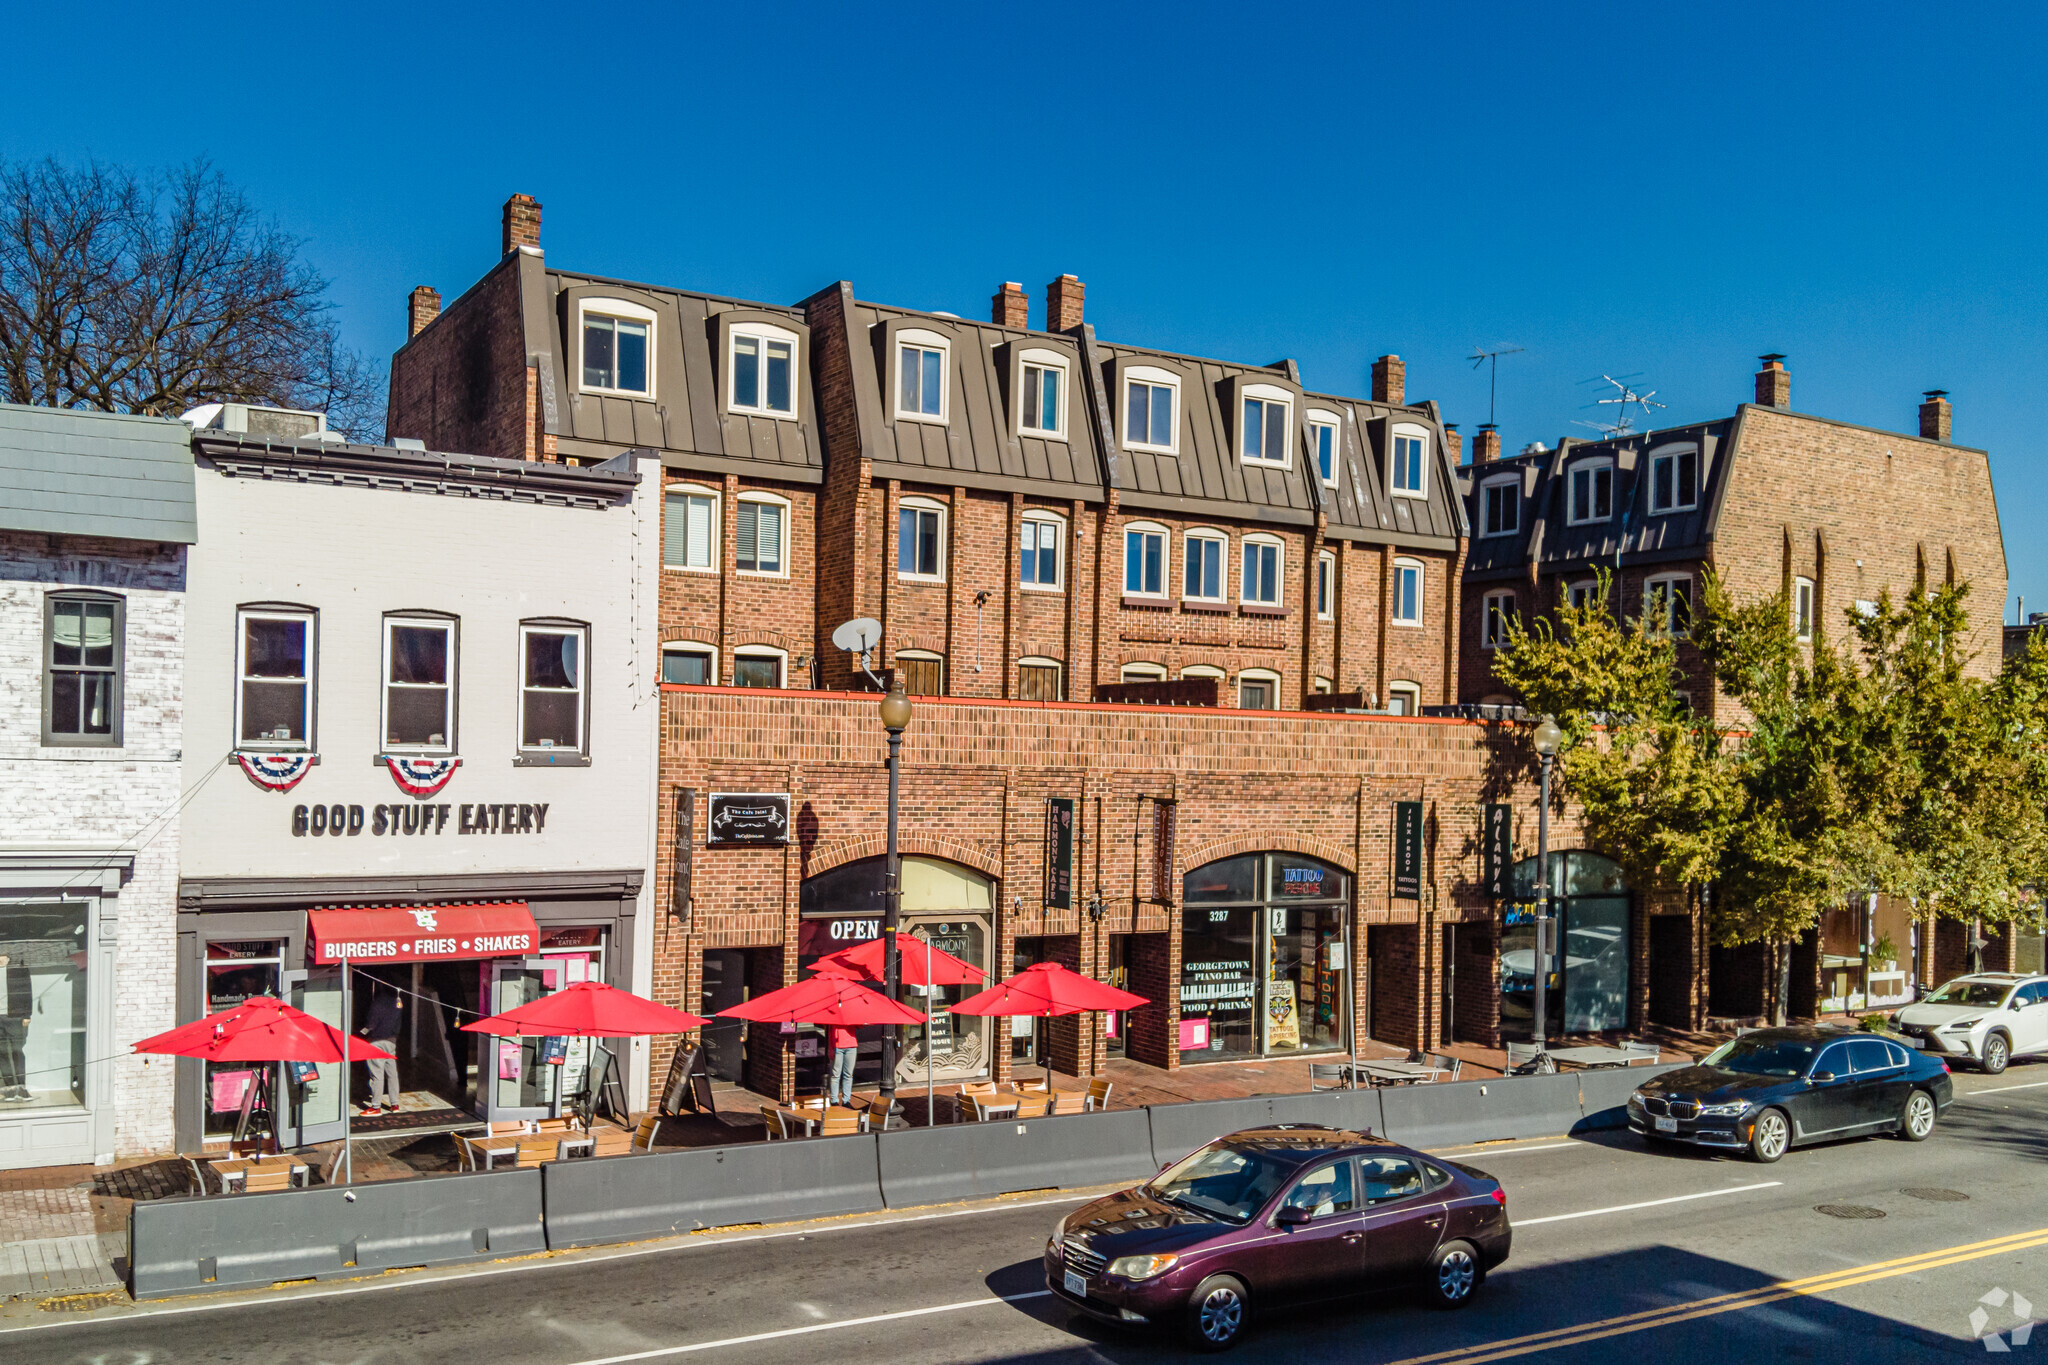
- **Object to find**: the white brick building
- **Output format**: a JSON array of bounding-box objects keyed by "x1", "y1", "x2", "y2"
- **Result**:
[{"x1": 0, "y1": 405, "x2": 194, "y2": 1169}]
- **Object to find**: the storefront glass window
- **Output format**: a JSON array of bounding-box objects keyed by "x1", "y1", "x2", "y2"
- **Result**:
[
  {"x1": 205, "y1": 939, "x2": 281, "y2": 1135},
  {"x1": 1184, "y1": 855, "x2": 1259, "y2": 903},
  {"x1": 0, "y1": 902, "x2": 87, "y2": 1110},
  {"x1": 1180, "y1": 854, "x2": 1350, "y2": 1063},
  {"x1": 1182, "y1": 905, "x2": 1259, "y2": 1058},
  {"x1": 1501, "y1": 851, "x2": 1632, "y2": 1038}
]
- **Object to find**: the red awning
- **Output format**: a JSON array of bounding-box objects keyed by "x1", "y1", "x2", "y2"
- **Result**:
[{"x1": 307, "y1": 902, "x2": 540, "y2": 966}]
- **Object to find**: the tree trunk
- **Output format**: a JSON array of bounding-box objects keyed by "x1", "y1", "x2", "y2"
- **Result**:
[{"x1": 1774, "y1": 938, "x2": 1793, "y2": 1027}]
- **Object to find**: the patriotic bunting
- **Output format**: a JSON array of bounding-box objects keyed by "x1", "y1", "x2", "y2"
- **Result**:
[
  {"x1": 234, "y1": 751, "x2": 317, "y2": 793},
  {"x1": 382, "y1": 754, "x2": 462, "y2": 797}
]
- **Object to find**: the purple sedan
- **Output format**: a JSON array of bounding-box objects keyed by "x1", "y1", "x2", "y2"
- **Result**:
[{"x1": 1044, "y1": 1124, "x2": 1511, "y2": 1350}]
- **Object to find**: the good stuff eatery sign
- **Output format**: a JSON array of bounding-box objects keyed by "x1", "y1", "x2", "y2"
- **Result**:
[{"x1": 292, "y1": 802, "x2": 552, "y2": 836}]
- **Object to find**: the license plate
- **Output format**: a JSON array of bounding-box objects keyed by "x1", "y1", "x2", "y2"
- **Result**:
[
  {"x1": 1064, "y1": 1269, "x2": 1088, "y2": 1298},
  {"x1": 1655, "y1": 1116, "x2": 1678, "y2": 1133}
]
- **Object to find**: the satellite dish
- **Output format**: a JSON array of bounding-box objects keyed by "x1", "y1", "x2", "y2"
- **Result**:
[{"x1": 831, "y1": 618, "x2": 883, "y2": 654}]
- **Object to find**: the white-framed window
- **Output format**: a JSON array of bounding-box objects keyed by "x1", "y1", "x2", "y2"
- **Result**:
[
  {"x1": 895, "y1": 328, "x2": 950, "y2": 423},
  {"x1": 237, "y1": 607, "x2": 315, "y2": 750},
  {"x1": 1385, "y1": 681, "x2": 1422, "y2": 716},
  {"x1": 1391, "y1": 558, "x2": 1423, "y2": 626},
  {"x1": 897, "y1": 497, "x2": 946, "y2": 581},
  {"x1": 1391, "y1": 423, "x2": 1430, "y2": 498},
  {"x1": 1017, "y1": 656, "x2": 1063, "y2": 701},
  {"x1": 1481, "y1": 591, "x2": 1516, "y2": 649},
  {"x1": 1644, "y1": 574, "x2": 1693, "y2": 636},
  {"x1": 1241, "y1": 533, "x2": 1282, "y2": 606},
  {"x1": 1120, "y1": 662, "x2": 1167, "y2": 682},
  {"x1": 1648, "y1": 444, "x2": 1699, "y2": 514},
  {"x1": 660, "y1": 641, "x2": 717, "y2": 687},
  {"x1": 1181, "y1": 663, "x2": 1226, "y2": 687},
  {"x1": 1240, "y1": 384, "x2": 1293, "y2": 466},
  {"x1": 1316, "y1": 551, "x2": 1335, "y2": 620},
  {"x1": 732, "y1": 646, "x2": 787, "y2": 689},
  {"x1": 1020, "y1": 512, "x2": 1064, "y2": 591},
  {"x1": 1311, "y1": 675, "x2": 1334, "y2": 694},
  {"x1": 663, "y1": 484, "x2": 719, "y2": 572},
  {"x1": 894, "y1": 650, "x2": 944, "y2": 696},
  {"x1": 382, "y1": 615, "x2": 455, "y2": 753},
  {"x1": 1480, "y1": 476, "x2": 1520, "y2": 538},
  {"x1": 578, "y1": 298, "x2": 656, "y2": 397},
  {"x1": 1793, "y1": 576, "x2": 1816, "y2": 641},
  {"x1": 1567, "y1": 580, "x2": 1600, "y2": 611},
  {"x1": 1019, "y1": 348, "x2": 1067, "y2": 439},
  {"x1": 1568, "y1": 460, "x2": 1614, "y2": 524},
  {"x1": 519, "y1": 621, "x2": 587, "y2": 756},
  {"x1": 729, "y1": 324, "x2": 798, "y2": 418},
  {"x1": 1308, "y1": 409, "x2": 1341, "y2": 486},
  {"x1": 1238, "y1": 668, "x2": 1280, "y2": 710},
  {"x1": 737, "y1": 493, "x2": 788, "y2": 576},
  {"x1": 1123, "y1": 521, "x2": 1168, "y2": 598},
  {"x1": 1121, "y1": 365, "x2": 1179, "y2": 453},
  {"x1": 1183, "y1": 530, "x2": 1228, "y2": 602}
]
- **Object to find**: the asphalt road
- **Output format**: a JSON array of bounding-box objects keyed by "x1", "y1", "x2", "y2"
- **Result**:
[{"x1": 7, "y1": 1070, "x2": 2046, "y2": 1365}]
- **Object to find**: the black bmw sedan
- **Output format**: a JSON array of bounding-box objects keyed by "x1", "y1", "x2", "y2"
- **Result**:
[
  {"x1": 1629, "y1": 1026, "x2": 1954, "y2": 1162},
  {"x1": 1046, "y1": 1125, "x2": 1510, "y2": 1350}
]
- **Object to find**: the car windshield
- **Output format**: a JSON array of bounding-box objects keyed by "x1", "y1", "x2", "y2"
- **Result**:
[
  {"x1": 1925, "y1": 980, "x2": 2011, "y2": 1007},
  {"x1": 1148, "y1": 1143, "x2": 1301, "y2": 1225},
  {"x1": 1700, "y1": 1037, "x2": 1822, "y2": 1077}
]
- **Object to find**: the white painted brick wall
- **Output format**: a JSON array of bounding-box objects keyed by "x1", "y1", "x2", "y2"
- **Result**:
[{"x1": 0, "y1": 530, "x2": 184, "y2": 1158}]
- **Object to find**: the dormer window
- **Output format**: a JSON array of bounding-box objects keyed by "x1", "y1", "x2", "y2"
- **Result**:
[
  {"x1": 729, "y1": 325, "x2": 797, "y2": 418},
  {"x1": 1481, "y1": 476, "x2": 1520, "y2": 537},
  {"x1": 1019, "y1": 350, "x2": 1067, "y2": 438},
  {"x1": 1122, "y1": 366, "x2": 1179, "y2": 453},
  {"x1": 578, "y1": 299, "x2": 657, "y2": 397},
  {"x1": 1390, "y1": 424, "x2": 1430, "y2": 498},
  {"x1": 1568, "y1": 461, "x2": 1614, "y2": 524},
  {"x1": 1308, "y1": 410, "x2": 1340, "y2": 486},
  {"x1": 1645, "y1": 574, "x2": 1693, "y2": 636},
  {"x1": 1648, "y1": 444, "x2": 1699, "y2": 513},
  {"x1": 895, "y1": 329, "x2": 950, "y2": 423},
  {"x1": 1241, "y1": 385, "x2": 1292, "y2": 466}
]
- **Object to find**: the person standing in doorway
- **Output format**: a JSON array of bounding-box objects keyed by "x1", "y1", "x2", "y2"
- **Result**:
[
  {"x1": 826, "y1": 1024, "x2": 858, "y2": 1106},
  {"x1": 360, "y1": 982, "x2": 404, "y2": 1116}
]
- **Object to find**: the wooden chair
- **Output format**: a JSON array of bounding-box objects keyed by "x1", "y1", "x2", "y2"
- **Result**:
[
  {"x1": 956, "y1": 1092, "x2": 992, "y2": 1123},
  {"x1": 1504, "y1": 1043, "x2": 1556, "y2": 1076},
  {"x1": 817, "y1": 1110, "x2": 862, "y2": 1137},
  {"x1": 1048, "y1": 1091, "x2": 1087, "y2": 1116},
  {"x1": 179, "y1": 1153, "x2": 216, "y2": 1195},
  {"x1": 1084, "y1": 1077, "x2": 1113, "y2": 1111},
  {"x1": 1309, "y1": 1062, "x2": 1351, "y2": 1091},
  {"x1": 241, "y1": 1165, "x2": 293, "y2": 1193},
  {"x1": 761, "y1": 1105, "x2": 789, "y2": 1140},
  {"x1": 514, "y1": 1135, "x2": 563, "y2": 1167}
]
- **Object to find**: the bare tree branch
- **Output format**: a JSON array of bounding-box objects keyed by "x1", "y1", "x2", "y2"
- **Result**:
[{"x1": 0, "y1": 157, "x2": 385, "y2": 440}]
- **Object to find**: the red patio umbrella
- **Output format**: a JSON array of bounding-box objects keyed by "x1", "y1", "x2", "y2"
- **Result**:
[
  {"x1": 948, "y1": 963, "x2": 1148, "y2": 1086},
  {"x1": 132, "y1": 996, "x2": 393, "y2": 1063},
  {"x1": 716, "y1": 973, "x2": 927, "y2": 1027},
  {"x1": 815, "y1": 934, "x2": 986, "y2": 987},
  {"x1": 459, "y1": 981, "x2": 708, "y2": 1038}
]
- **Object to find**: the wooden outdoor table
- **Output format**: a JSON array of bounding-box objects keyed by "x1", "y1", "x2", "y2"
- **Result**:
[
  {"x1": 1348, "y1": 1061, "x2": 1448, "y2": 1087},
  {"x1": 470, "y1": 1137, "x2": 523, "y2": 1170},
  {"x1": 1545, "y1": 1045, "x2": 1645, "y2": 1070},
  {"x1": 966, "y1": 1091, "x2": 1024, "y2": 1120},
  {"x1": 775, "y1": 1105, "x2": 864, "y2": 1136},
  {"x1": 206, "y1": 1154, "x2": 310, "y2": 1192}
]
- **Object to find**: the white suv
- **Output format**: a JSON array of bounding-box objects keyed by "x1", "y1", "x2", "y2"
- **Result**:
[{"x1": 1892, "y1": 974, "x2": 2048, "y2": 1074}]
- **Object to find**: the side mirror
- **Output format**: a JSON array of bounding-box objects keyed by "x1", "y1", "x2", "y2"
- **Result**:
[
  {"x1": 1275, "y1": 1205, "x2": 1312, "y2": 1228},
  {"x1": 1810, "y1": 1070, "x2": 1837, "y2": 1084}
]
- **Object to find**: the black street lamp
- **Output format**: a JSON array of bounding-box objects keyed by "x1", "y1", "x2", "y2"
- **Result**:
[
  {"x1": 877, "y1": 680, "x2": 913, "y2": 1119},
  {"x1": 1531, "y1": 714, "x2": 1563, "y2": 1053}
]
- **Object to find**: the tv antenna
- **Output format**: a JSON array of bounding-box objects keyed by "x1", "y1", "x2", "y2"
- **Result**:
[
  {"x1": 1467, "y1": 345, "x2": 1524, "y2": 428},
  {"x1": 1574, "y1": 373, "x2": 1666, "y2": 438}
]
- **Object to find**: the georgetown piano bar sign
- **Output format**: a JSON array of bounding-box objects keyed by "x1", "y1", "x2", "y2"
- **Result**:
[{"x1": 707, "y1": 792, "x2": 790, "y2": 847}]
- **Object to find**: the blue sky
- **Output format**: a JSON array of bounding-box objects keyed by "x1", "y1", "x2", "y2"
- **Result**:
[{"x1": 7, "y1": 3, "x2": 2044, "y2": 615}]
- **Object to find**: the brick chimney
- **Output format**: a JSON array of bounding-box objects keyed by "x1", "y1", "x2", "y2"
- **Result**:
[
  {"x1": 1372, "y1": 354, "x2": 1406, "y2": 406},
  {"x1": 1919, "y1": 389, "x2": 1952, "y2": 442},
  {"x1": 1755, "y1": 353, "x2": 1790, "y2": 408},
  {"x1": 1475, "y1": 424, "x2": 1503, "y2": 462},
  {"x1": 1045, "y1": 274, "x2": 1085, "y2": 331},
  {"x1": 1443, "y1": 424, "x2": 1462, "y2": 464},
  {"x1": 407, "y1": 286, "x2": 442, "y2": 339},
  {"x1": 502, "y1": 193, "x2": 542, "y2": 255},
  {"x1": 992, "y1": 281, "x2": 1028, "y2": 328}
]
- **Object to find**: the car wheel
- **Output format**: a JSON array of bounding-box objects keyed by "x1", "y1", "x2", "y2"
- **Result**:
[
  {"x1": 1980, "y1": 1033, "x2": 2010, "y2": 1075},
  {"x1": 1898, "y1": 1088, "x2": 1937, "y2": 1141},
  {"x1": 1748, "y1": 1107, "x2": 1790, "y2": 1163},
  {"x1": 1427, "y1": 1241, "x2": 1483, "y2": 1309},
  {"x1": 1184, "y1": 1274, "x2": 1249, "y2": 1351}
]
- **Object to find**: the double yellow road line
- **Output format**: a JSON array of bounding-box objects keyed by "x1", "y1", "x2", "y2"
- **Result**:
[{"x1": 1387, "y1": 1225, "x2": 2048, "y2": 1365}]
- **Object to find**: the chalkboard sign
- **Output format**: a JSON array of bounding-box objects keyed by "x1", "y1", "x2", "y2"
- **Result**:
[{"x1": 1392, "y1": 801, "x2": 1424, "y2": 901}]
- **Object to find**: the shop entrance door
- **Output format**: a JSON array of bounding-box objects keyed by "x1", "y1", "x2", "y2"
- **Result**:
[
  {"x1": 483, "y1": 958, "x2": 563, "y2": 1124},
  {"x1": 280, "y1": 967, "x2": 347, "y2": 1147}
]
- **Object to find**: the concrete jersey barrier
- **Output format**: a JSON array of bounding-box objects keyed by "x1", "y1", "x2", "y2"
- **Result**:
[
  {"x1": 129, "y1": 1166, "x2": 545, "y2": 1299},
  {"x1": 1375, "y1": 1072, "x2": 1586, "y2": 1151},
  {"x1": 1574, "y1": 1062, "x2": 1687, "y2": 1131},
  {"x1": 877, "y1": 1109, "x2": 1156, "y2": 1209},
  {"x1": 543, "y1": 1133, "x2": 884, "y2": 1250}
]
